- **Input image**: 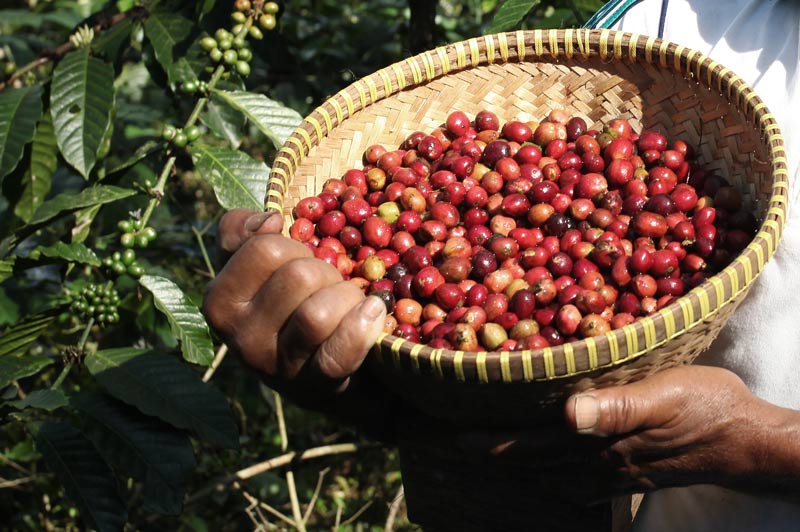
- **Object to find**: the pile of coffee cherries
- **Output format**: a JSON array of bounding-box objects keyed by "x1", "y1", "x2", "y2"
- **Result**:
[{"x1": 289, "y1": 110, "x2": 757, "y2": 351}]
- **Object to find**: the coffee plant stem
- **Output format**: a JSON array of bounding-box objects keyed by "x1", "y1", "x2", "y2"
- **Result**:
[
  {"x1": 239, "y1": 487, "x2": 297, "y2": 528},
  {"x1": 0, "y1": 7, "x2": 147, "y2": 92},
  {"x1": 192, "y1": 226, "x2": 216, "y2": 279},
  {"x1": 51, "y1": 317, "x2": 95, "y2": 390},
  {"x1": 201, "y1": 344, "x2": 228, "y2": 382},
  {"x1": 273, "y1": 392, "x2": 307, "y2": 532},
  {"x1": 185, "y1": 443, "x2": 371, "y2": 505}
]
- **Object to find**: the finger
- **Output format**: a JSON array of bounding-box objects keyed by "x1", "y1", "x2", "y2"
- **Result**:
[
  {"x1": 216, "y1": 209, "x2": 284, "y2": 266},
  {"x1": 277, "y1": 281, "x2": 386, "y2": 387},
  {"x1": 276, "y1": 280, "x2": 368, "y2": 378},
  {"x1": 234, "y1": 257, "x2": 344, "y2": 371},
  {"x1": 203, "y1": 235, "x2": 313, "y2": 334},
  {"x1": 565, "y1": 368, "x2": 690, "y2": 437}
]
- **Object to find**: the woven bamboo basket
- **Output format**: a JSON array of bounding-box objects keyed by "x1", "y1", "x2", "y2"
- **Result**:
[{"x1": 267, "y1": 29, "x2": 788, "y2": 427}]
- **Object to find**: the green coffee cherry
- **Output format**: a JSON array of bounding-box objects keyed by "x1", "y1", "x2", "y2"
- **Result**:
[
  {"x1": 249, "y1": 25, "x2": 263, "y2": 39},
  {"x1": 236, "y1": 61, "x2": 251, "y2": 76},
  {"x1": 209, "y1": 48, "x2": 224, "y2": 62},
  {"x1": 161, "y1": 124, "x2": 177, "y2": 141},
  {"x1": 234, "y1": 0, "x2": 251, "y2": 10},
  {"x1": 173, "y1": 132, "x2": 188, "y2": 148},
  {"x1": 264, "y1": 1, "x2": 280, "y2": 14},
  {"x1": 232, "y1": 11, "x2": 247, "y2": 23},
  {"x1": 181, "y1": 80, "x2": 198, "y2": 93},
  {"x1": 201, "y1": 36, "x2": 218, "y2": 51},
  {"x1": 259, "y1": 13, "x2": 276, "y2": 30},
  {"x1": 135, "y1": 234, "x2": 150, "y2": 248},
  {"x1": 223, "y1": 49, "x2": 238, "y2": 65},
  {"x1": 232, "y1": 23, "x2": 245, "y2": 35},
  {"x1": 120, "y1": 233, "x2": 135, "y2": 248},
  {"x1": 142, "y1": 227, "x2": 158, "y2": 241},
  {"x1": 133, "y1": 219, "x2": 144, "y2": 231},
  {"x1": 121, "y1": 249, "x2": 136, "y2": 266},
  {"x1": 128, "y1": 263, "x2": 145, "y2": 278},
  {"x1": 233, "y1": 36, "x2": 247, "y2": 49},
  {"x1": 185, "y1": 125, "x2": 201, "y2": 141},
  {"x1": 112, "y1": 261, "x2": 127, "y2": 275},
  {"x1": 238, "y1": 48, "x2": 252, "y2": 62},
  {"x1": 218, "y1": 38, "x2": 233, "y2": 51},
  {"x1": 215, "y1": 29, "x2": 232, "y2": 42},
  {"x1": 118, "y1": 219, "x2": 133, "y2": 233}
]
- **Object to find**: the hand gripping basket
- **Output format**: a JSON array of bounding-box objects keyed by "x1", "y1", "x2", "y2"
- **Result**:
[{"x1": 267, "y1": 29, "x2": 788, "y2": 426}]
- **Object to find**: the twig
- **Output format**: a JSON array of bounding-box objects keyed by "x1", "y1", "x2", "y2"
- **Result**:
[
  {"x1": 239, "y1": 486, "x2": 296, "y2": 529},
  {"x1": 384, "y1": 485, "x2": 405, "y2": 532},
  {"x1": 274, "y1": 392, "x2": 306, "y2": 532},
  {"x1": 0, "y1": 7, "x2": 148, "y2": 92},
  {"x1": 52, "y1": 317, "x2": 94, "y2": 390},
  {"x1": 192, "y1": 225, "x2": 216, "y2": 279},
  {"x1": 185, "y1": 443, "x2": 372, "y2": 505},
  {"x1": 303, "y1": 467, "x2": 330, "y2": 524},
  {"x1": 340, "y1": 500, "x2": 373, "y2": 527},
  {"x1": 334, "y1": 504, "x2": 343, "y2": 530},
  {"x1": 202, "y1": 344, "x2": 228, "y2": 382},
  {"x1": 0, "y1": 455, "x2": 32, "y2": 476},
  {"x1": 0, "y1": 476, "x2": 37, "y2": 489}
]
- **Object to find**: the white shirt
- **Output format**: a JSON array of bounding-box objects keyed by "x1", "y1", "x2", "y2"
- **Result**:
[{"x1": 606, "y1": 1, "x2": 800, "y2": 530}]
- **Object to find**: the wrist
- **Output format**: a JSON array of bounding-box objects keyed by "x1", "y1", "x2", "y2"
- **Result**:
[{"x1": 724, "y1": 397, "x2": 800, "y2": 496}]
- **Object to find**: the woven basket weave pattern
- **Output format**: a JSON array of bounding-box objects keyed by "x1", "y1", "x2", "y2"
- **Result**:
[{"x1": 268, "y1": 30, "x2": 787, "y2": 416}]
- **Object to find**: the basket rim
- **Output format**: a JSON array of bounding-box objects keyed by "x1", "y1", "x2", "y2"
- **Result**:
[{"x1": 267, "y1": 29, "x2": 789, "y2": 384}]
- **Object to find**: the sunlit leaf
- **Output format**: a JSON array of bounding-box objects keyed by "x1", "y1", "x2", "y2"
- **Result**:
[
  {"x1": 212, "y1": 90, "x2": 302, "y2": 150},
  {"x1": 139, "y1": 275, "x2": 215, "y2": 366},
  {"x1": 487, "y1": 0, "x2": 541, "y2": 33},
  {"x1": 50, "y1": 49, "x2": 115, "y2": 178},
  {"x1": 29, "y1": 242, "x2": 101, "y2": 267},
  {"x1": 29, "y1": 185, "x2": 135, "y2": 225},
  {"x1": 0, "y1": 85, "x2": 43, "y2": 182},
  {"x1": 14, "y1": 113, "x2": 56, "y2": 223},
  {"x1": 192, "y1": 145, "x2": 269, "y2": 211}
]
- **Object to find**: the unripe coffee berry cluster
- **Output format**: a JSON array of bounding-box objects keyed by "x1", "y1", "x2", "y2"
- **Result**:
[
  {"x1": 68, "y1": 283, "x2": 121, "y2": 327},
  {"x1": 162, "y1": 123, "x2": 201, "y2": 148},
  {"x1": 114, "y1": 218, "x2": 155, "y2": 278},
  {"x1": 289, "y1": 110, "x2": 757, "y2": 352},
  {"x1": 102, "y1": 248, "x2": 145, "y2": 279}
]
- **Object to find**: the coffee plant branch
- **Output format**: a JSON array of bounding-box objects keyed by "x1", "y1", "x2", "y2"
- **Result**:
[{"x1": 0, "y1": 6, "x2": 148, "y2": 92}]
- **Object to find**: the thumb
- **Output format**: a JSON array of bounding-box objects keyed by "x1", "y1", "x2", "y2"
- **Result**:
[
  {"x1": 565, "y1": 379, "x2": 669, "y2": 438},
  {"x1": 217, "y1": 208, "x2": 284, "y2": 264}
]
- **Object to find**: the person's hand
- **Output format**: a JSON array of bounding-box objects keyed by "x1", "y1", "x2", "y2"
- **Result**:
[
  {"x1": 457, "y1": 365, "x2": 787, "y2": 502},
  {"x1": 203, "y1": 209, "x2": 395, "y2": 438}
]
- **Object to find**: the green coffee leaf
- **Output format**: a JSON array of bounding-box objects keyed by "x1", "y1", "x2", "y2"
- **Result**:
[
  {"x1": 487, "y1": 0, "x2": 541, "y2": 33},
  {"x1": 13, "y1": 389, "x2": 68, "y2": 411},
  {"x1": 192, "y1": 145, "x2": 270, "y2": 211},
  {"x1": 203, "y1": 97, "x2": 245, "y2": 148},
  {"x1": 73, "y1": 392, "x2": 196, "y2": 515},
  {"x1": 212, "y1": 90, "x2": 302, "y2": 150},
  {"x1": 0, "y1": 259, "x2": 15, "y2": 284},
  {"x1": 92, "y1": 17, "x2": 134, "y2": 60},
  {"x1": 14, "y1": 113, "x2": 56, "y2": 223},
  {"x1": 0, "y1": 353, "x2": 53, "y2": 389},
  {"x1": 50, "y1": 49, "x2": 115, "y2": 179},
  {"x1": 29, "y1": 185, "x2": 135, "y2": 225},
  {"x1": 139, "y1": 275, "x2": 214, "y2": 366},
  {"x1": 0, "y1": 313, "x2": 55, "y2": 358},
  {"x1": 31, "y1": 421, "x2": 128, "y2": 532},
  {"x1": 0, "y1": 286, "x2": 19, "y2": 326},
  {"x1": 144, "y1": 12, "x2": 196, "y2": 85},
  {"x1": 29, "y1": 242, "x2": 101, "y2": 267},
  {"x1": 85, "y1": 348, "x2": 239, "y2": 449},
  {"x1": 0, "y1": 85, "x2": 43, "y2": 182}
]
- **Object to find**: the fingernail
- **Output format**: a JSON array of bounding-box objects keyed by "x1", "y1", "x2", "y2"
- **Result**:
[
  {"x1": 360, "y1": 296, "x2": 386, "y2": 321},
  {"x1": 245, "y1": 211, "x2": 275, "y2": 232},
  {"x1": 573, "y1": 394, "x2": 600, "y2": 434}
]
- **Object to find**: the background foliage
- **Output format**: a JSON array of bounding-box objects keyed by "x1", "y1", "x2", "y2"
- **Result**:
[{"x1": 0, "y1": 1, "x2": 603, "y2": 530}]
